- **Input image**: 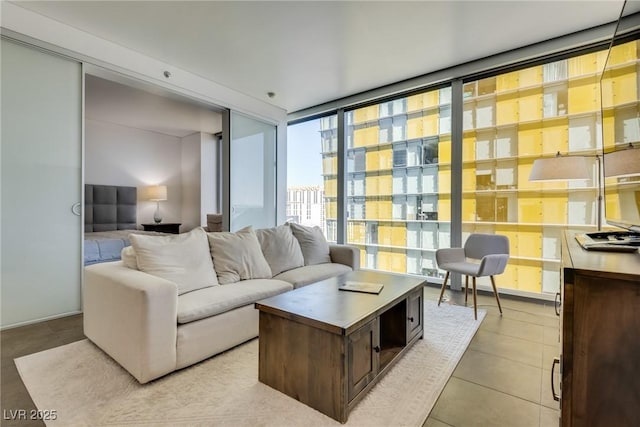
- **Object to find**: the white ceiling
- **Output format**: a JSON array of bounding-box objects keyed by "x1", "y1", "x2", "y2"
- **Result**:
[{"x1": 13, "y1": 1, "x2": 627, "y2": 113}]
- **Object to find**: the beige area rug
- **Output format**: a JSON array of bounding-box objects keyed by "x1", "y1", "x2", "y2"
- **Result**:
[{"x1": 15, "y1": 300, "x2": 485, "y2": 427}]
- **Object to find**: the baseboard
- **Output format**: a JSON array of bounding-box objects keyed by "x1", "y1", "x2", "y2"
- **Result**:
[{"x1": 1, "y1": 310, "x2": 83, "y2": 331}]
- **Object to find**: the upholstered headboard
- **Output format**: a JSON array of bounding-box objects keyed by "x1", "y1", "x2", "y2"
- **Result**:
[{"x1": 85, "y1": 184, "x2": 137, "y2": 232}]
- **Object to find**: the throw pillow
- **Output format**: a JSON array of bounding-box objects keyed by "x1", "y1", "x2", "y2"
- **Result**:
[
  {"x1": 255, "y1": 224, "x2": 305, "y2": 276},
  {"x1": 207, "y1": 226, "x2": 273, "y2": 284},
  {"x1": 120, "y1": 245, "x2": 138, "y2": 270},
  {"x1": 288, "y1": 222, "x2": 332, "y2": 266},
  {"x1": 129, "y1": 227, "x2": 218, "y2": 295}
]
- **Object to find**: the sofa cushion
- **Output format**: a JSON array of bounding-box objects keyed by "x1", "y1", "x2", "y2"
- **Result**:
[
  {"x1": 177, "y1": 279, "x2": 293, "y2": 324},
  {"x1": 274, "y1": 263, "x2": 352, "y2": 288},
  {"x1": 288, "y1": 222, "x2": 331, "y2": 266},
  {"x1": 255, "y1": 224, "x2": 304, "y2": 276},
  {"x1": 129, "y1": 227, "x2": 218, "y2": 295},
  {"x1": 207, "y1": 227, "x2": 272, "y2": 284}
]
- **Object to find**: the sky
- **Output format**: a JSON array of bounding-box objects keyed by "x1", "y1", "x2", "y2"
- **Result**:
[{"x1": 287, "y1": 119, "x2": 323, "y2": 187}]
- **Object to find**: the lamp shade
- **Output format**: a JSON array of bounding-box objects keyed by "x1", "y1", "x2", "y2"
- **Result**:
[
  {"x1": 528, "y1": 155, "x2": 590, "y2": 181},
  {"x1": 604, "y1": 146, "x2": 640, "y2": 177},
  {"x1": 146, "y1": 185, "x2": 167, "y2": 201}
]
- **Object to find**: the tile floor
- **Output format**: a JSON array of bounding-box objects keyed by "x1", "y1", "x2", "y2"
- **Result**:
[{"x1": 1, "y1": 285, "x2": 559, "y2": 427}]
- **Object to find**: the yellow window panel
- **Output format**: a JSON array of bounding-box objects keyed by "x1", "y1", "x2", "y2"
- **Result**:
[
  {"x1": 378, "y1": 224, "x2": 393, "y2": 246},
  {"x1": 568, "y1": 53, "x2": 597, "y2": 78},
  {"x1": 517, "y1": 125, "x2": 542, "y2": 156},
  {"x1": 424, "y1": 90, "x2": 440, "y2": 109},
  {"x1": 325, "y1": 201, "x2": 337, "y2": 218},
  {"x1": 568, "y1": 78, "x2": 599, "y2": 115},
  {"x1": 365, "y1": 200, "x2": 379, "y2": 219},
  {"x1": 406, "y1": 94, "x2": 423, "y2": 113},
  {"x1": 391, "y1": 252, "x2": 406, "y2": 273},
  {"x1": 495, "y1": 224, "x2": 519, "y2": 256},
  {"x1": 423, "y1": 113, "x2": 439, "y2": 137},
  {"x1": 600, "y1": 75, "x2": 615, "y2": 109},
  {"x1": 496, "y1": 71, "x2": 519, "y2": 92},
  {"x1": 517, "y1": 227, "x2": 542, "y2": 258},
  {"x1": 353, "y1": 128, "x2": 368, "y2": 148},
  {"x1": 496, "y1": 93, "x2": 519, "y2": 125},
  {"x1": 353, "y1": 105, "x2": 379, "y2": 124},
  {"x1": 541, "y1": 195, "x2": 567, "y2": 224},
  {"x1": 406, "y1": 117, "x2": 424, "y2": 139},
  {"x1": 439, "y1": 137, "x2": 452, "y2": 164},
  {"x1": 348, "y1": 222, "x2": 366, "y2": 244},
  {"x1": 359, "y1": 250, "x2": 367, "y2": 269},
  {"x1": 463, "y1": 132, "x2": 476, "y2": 162},
  {"x1": 439, "y1": 168, "x2": 451, "y2": 193},
  {"x1": 608, "y1": 41, "x2": 637, "y2": 66},
  {"x1": 462, "y1": 166, "x2": 476, "y2": 192},
  {"x1": 378, "y1": 200, "x2": 392, "y2": 220},
  {"x1": 604, "y1": 189, "x2": 620, "y2": 219},
  {"x1": 601, "y1": 110, "x2": 615, "y2": 149},
  {"x1": 518, "y1": 66, "x2": 542, "y2": 88},
  {"x1": 378, "y1": 174, "x2": 393, "y2": 195},
  {"x1": 518, "y1": 196, "x2": 542, "y2": 223},
  {"x1": 324, "y1": 178, "x2": 337, "y2": 197},
  {"x1": 494, "y1": 263, "x2": 518, "y2": 290},
  {"x1": 541, "y1": 120, "x2": 568, "y2": 155},
  {"x1": 365, "y1": 175, "x2": 379, "y2": 196},
  {"x1": 322, "y1": 156, "x2": 337, "y2": 175},
  {"x1": 391, "y1": 226, "x2": 407, "y2": 247},
  {"x1": 438, "y1": 197, "x2": 451, "y2": 221},
  {"x1": 378, "y1": 149, "x2": 393, "y2": 170},
  {"x1": 462, "y1": 196, "x2": 477, "y2": 222},
  {"x1": 611, "y1": 67, "x2": 638, "y2": 106},
  {"x1": 518, "y1": 88, "x2": 542, "y2": 122},
  {"x1": 517, "y1": 162, "x2": 542, "y2": 190},
  {"x1": 377, "y1": 251, "x2": 391, "y2": 272},
  {"x1": 515, "y1": 261, "x2": 542, "y2": 293},
  {"x1": 366, "y1": 150, "x2": 380, "y2": 171},
  {"x1": 541, "y1": 179, "x2": 567, "y2": 191}
]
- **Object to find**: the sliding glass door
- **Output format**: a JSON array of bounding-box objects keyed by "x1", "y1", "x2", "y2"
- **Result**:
[
  {"x1": 1, "y1": 38, "x2": 83, "y2": 327},
  {"x1": 229, "y1": 112, "x2": 277, "y2": 231}
]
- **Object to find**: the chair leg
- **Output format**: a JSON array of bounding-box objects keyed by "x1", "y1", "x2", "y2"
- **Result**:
[
  {"x1": 472, "y1": 276, "x2": 478, "y2": 320},
  {"x1": 464, "y1": 275, "x2": 469, "y2": 306},
  {"x1": 490, "y1": 275, "x2": 503, "y2": 315},
  {"x1": 438, "y1": 271, "x2": 449, "y2": 306}
]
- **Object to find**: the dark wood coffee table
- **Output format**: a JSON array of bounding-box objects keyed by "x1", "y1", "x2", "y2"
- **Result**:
[{"x1": 255, "y1": 270, "x2": 425, "y2": 423}]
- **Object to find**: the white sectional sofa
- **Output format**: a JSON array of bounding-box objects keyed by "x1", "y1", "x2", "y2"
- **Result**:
[{"x1": 83, "y1": 223, "x2": 359, "y2": 384}]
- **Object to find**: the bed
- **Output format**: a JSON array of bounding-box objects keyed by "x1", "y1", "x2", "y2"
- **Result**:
[{"x1": 84, "y1": 184, "x2": 160, "y2": 265}]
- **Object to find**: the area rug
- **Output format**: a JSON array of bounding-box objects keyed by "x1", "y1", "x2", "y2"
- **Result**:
[{"x1": 15, "y1": 299, "x2": 485, "y2": 427}]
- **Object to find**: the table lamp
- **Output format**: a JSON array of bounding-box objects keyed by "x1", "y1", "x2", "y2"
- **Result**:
[{"x1": 146, "y1": 185, "x2": 167, "y2": 223}]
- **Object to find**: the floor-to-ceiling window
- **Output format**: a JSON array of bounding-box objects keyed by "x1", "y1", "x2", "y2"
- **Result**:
[
  {"x1": 288, "y1": 35, "x2": 640, "y2": 297},
  {"x1": 342, "y1": 88, "x2": 452, "y2": 277},
  {"x1": 287, "y1": 115, "x2": 337, "y2": 241}
]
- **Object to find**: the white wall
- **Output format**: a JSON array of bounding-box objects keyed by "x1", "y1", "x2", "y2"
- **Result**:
[
  {"x1": 85, "y1": 119, "x2": 183, "y2": 227},
  {"x1": 181, "y1": 132, "x2": 202, "y2": 231}
]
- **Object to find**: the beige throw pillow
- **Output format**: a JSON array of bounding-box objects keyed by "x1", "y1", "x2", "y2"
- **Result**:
[
  {"x1": 288, "y1": 222, "x2": 332, "y2": 266},
  {"x1": 207, "y1": 226, "x2": 273, "y2": 284},
  {"x1": 255, "y1": 224, "x2": 305, "y2": 276},
  {"x1": 129, "y1": 227, "x2": 218, "y2": 295},
  {"x1": 120, "y1": 245, "x2": 138, "y2": 270}
]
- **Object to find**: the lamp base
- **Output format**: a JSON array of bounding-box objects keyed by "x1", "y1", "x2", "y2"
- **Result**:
[{"x1": 154, "y1": 202, "x2": 162, "y2": 224}]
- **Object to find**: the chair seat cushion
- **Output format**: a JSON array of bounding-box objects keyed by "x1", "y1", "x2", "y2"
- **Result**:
[
  {"x1": 274, "y1": 263, "x2": 351, "y2": 288},
  {"x1": 439, "y1": 261, "x2": 482, "y2": 277},
  {"x1": 177, "y1": 279, "x2": 293, "y2": 324}
]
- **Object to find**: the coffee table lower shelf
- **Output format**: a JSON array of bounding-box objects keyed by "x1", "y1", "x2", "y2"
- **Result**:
[{"x1": 256, "y1": 276, "x2": 424, "y2": 423}]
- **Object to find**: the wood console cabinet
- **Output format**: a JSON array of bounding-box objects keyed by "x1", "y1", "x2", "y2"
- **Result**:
[{"x1": 558, "y1": 231, "x2": 640, "y2": 426}]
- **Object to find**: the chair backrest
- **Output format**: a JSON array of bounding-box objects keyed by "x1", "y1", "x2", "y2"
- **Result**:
[{"x1": 464, "y1": 234, "x2": 509, "y2": 260}]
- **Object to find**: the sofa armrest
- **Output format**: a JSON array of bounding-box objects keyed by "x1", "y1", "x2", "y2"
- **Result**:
[
  {"x1": 329, "y1": 244, "x2": 361, "y2": 270},
  {"x1": 83, "y1": 261, "x2": 178, "y2": 383}
]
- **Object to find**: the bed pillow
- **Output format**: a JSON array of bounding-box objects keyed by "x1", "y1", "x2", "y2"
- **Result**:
[
  {"x1": 255, "y1": 224, "x2": 305, "y2": 276},
  {"x1": 129, "y1": 227, "x2": 218, "y2": 295},
  {"x1": 288, "y1": 222, "x2": 332, "y2": 266},
  {"x1": 207, "y1": 226, "x2": 273, "y2": 284},
  {"x1": 121, "y1": 245, "x2": 138, "y2": 270}
]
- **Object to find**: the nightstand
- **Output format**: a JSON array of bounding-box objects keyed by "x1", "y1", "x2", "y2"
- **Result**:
[{"x1": 141, "y1": 223, "x2": 181, "y2": 234}]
